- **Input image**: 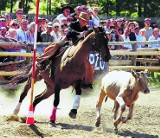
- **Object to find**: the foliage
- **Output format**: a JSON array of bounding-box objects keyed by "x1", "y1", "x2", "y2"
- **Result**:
[
  {"x1": 1, "y1": 0, "x2": 160, "y2": 18},
  {"x1": 149, "y1": 72, "x2": 160, "y2": 87}
]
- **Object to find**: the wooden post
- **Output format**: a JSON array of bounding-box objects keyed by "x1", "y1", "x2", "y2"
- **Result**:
[
  {"x1": 26, "y1": 44, "x2": 32, "y2": 64},
  {"x1": 131, "y1": 43, "x2": 137, "y2": 66}
]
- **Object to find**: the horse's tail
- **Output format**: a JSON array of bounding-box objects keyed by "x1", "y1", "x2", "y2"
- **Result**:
[{"x1": 10, "y1": 63, "x2": 42, "y2": 85}]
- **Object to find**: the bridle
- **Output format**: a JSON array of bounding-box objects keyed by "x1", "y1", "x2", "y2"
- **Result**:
[{"x1": 92, "y1": 31, "x2": 107, "y2": 52}]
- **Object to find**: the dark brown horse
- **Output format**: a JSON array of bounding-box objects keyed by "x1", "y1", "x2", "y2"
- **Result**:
[{"x1": 13, "y1": 26, "x2": 111, "y2": 126}]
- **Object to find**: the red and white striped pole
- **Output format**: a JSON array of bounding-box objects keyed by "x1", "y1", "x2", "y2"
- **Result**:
[{"x1": 26, "y1": 0, "x2": 40, "y2": 125}]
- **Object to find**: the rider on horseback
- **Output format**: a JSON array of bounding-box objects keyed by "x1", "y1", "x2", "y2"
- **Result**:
[{"x1": 36, "y1": 12, "x2": 94, "y2": 88}]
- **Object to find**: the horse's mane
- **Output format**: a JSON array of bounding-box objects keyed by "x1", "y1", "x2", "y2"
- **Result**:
[{"x1": 75, "y1": 26, "x2": 105, "y2": 44}]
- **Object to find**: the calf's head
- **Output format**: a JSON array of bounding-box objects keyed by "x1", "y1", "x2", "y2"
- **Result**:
[{"x1": 132, "y1": 69, "x2": 150, "y2": 94}]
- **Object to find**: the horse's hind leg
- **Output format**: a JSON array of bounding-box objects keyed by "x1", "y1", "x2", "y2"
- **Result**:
[
  {"x1": 95, "y1": 89, "x2": 106, "y2": 127},
  {"x1": 69, "y1": 81, "x2": 82, "y2": 119},
  {"x1": 33, "y1": 85, "x2": 55, "y2": 111},
  {"x1": 13, "y1": 68, "x2": 40, "y2": 115}
]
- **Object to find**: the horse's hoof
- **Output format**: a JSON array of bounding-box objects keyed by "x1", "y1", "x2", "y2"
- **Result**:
[
  {"x1": 121, "y1": 117, "x2": 127, "y2": 123},
  {"x1": 69, "y1": 109, "x2": 77, "y2": 119},
  {"x1": 114, "y1": 128, "x2": 118, "y2": 134},
  {"x1": 95, "y1": 117, "x2": 101, "y2": 127},
  {"x1": 13, "y1": 109, "x2": 19, "y2": 115},
  {"x1": 49, "y1": 120, "x2": 56, "y2": 127}
]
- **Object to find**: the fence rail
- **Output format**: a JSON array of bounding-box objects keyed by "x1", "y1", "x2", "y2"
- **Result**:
[{"x1": 0, "y1": 41, "x2": 160, "y2": 76}]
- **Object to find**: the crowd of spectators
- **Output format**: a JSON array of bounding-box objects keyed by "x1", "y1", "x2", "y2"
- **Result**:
[{"x1": 0, "y1": 4, "x2": 160, "y2": 74}]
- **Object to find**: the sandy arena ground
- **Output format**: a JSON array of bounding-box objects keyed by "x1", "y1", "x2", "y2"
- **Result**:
[{"x1": 0, "y1": 74, "x2": 160, "y2": 138}]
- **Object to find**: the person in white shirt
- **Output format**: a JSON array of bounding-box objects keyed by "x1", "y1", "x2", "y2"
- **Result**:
[
  {"x1": 55, "y1": 5, "x2": 73, "y2": 23},
  {"x1": 15, "y1": 19, "x2": 29, "y2": 60},
  {"x1": 148, "y1": 28, "x2": 160, "y2": 48},
  {"x1": 91, "y1": 7, "x2": 100, "y2": 26},
  {"x1": 16, "y1": 19, "x2": 29, "y2": 44},
  {"x1": 134, "y1": 26, "x2": 145, "y2": 49},
  {"x1": 121, "y1": 28, "x2": 132, "y2": 49},
  {"x1": 50, "y1": 23, "x2": 62, "y2": 43},
  {"x1": 139, "y1": 28, "x2": 147, "y2": 47},
  {"x1": 143, "y1": 18, "x2": 153, "y2": 41}
]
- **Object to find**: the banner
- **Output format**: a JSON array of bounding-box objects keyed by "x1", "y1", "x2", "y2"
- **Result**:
[{"x1": 88, "y1": 52, "x2": 108, "y2": 71}]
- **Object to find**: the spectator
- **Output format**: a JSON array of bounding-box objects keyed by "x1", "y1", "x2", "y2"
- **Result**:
[
  {"x1": 121, "y1": 28, "x2": 132, "y2": 49},
  {"x1": 16, "y1": 19, "x2": 29, "y2": 44},
  {"x1": 81, "y1": 5, "x2": 88, "y2": 12},
  {"x1": 108, "y1": 28, "x2": 123, "y2": 50},
  {"x1": 87, "y1": 8, "x2": 94, "y2": 27},
  {"x1": 110, "y1": 18, "x2": 116, "y2": 28},
  {"x1": 69, "y1": 6, "x2": 82, "y2": 22},
  {"x1": 59, "y1": 17, "x2": 68, "y2": 25},
  {"x1": 26, "y1": 22, "x2": 36, "y2": 43},
  {"x1": 41, "y1": 18, "x2": 47, "y2": 32},
  {"x1": 0, "y1": 17, "x2": 7, "y2": 28},
  {"x1": 51, "y1": 22, "x2": 62, "y2": 42},
  {"x1": 148, "y1": 28, "x2": 160, "y2": 48},
  {"x1": 15, "y1": 19, "x2": 29, "y2": 60},
  {"x1": 0, "y1": 27, "x2": 19, "y2": 73},
  {"x1": 134, "y1": 26, "x2": 145, "y2": 49},
  {"x1": 143, "y1": 18, "x2": 153, "y2": 41},
  {"x1": 139, "y1": 28, "x2": 147, "y2": 47},
  {"x1": 14, "y1": 9, "x2": 24, "y2": 25},
  {"x1": 128, "y1": 22, "x2": 136, "y2": 41},
  {"x1": 40, "y1": 22, "x2": 54, "y2": 42},
  {"x1": 91, "y1": 7, "x2": 100, "y2": 26},
  {"x1": 5, "y1": 13, "x2": 12, "y2": 26},
  {"x1": 7, "y1": 28, "x2": 19, "y2": 42},
  {"x1": 56, "y1": 5, "x2": 73, "y2": 23},
  {"x1": 104, "y1": 19, "x2": 112, "y2": 33},
  {"x1": 10, "y1": 20, "x2": 19, "y2": 29},
  {"x1": 116, "y1": 18, "x2": 123, "y2": 28},
  {"x1": 0, "y1": 27, "x2": 11, "y2": 42}
]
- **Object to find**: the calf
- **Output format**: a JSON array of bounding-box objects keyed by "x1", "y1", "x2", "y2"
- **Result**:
[{"x1": 95, "y1": 70, "x2": 150, "y2": 133}]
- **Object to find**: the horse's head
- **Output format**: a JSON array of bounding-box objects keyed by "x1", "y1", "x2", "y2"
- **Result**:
[{"x1": 92, "y1": 26, "x2": 111, "y2": 62}]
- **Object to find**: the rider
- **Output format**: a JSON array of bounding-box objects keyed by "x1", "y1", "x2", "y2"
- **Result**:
[
  {"x1": 37, "y1": 12, "x2": 90, "y2": 68},
  {"x1": 36, "y1": 12, "x2": 94, "y2": 88}
]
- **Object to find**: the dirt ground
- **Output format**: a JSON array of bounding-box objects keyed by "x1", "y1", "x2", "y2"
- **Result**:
[{"x1": 0, "y1": 75, "x2": 160, "y2": 138}]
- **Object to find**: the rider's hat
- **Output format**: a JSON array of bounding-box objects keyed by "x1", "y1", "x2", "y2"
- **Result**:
[{"x1": 78, "y1": 12, "x2": 90, "y2": 22}]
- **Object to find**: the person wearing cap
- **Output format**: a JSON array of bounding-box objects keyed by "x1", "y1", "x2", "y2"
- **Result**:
[
  {"x1": 143, "y1": 18, "x2": 153, "y2": 41},
  {"x1": 0, "y1": 17, "x2": 7, "y2": 28},
  {"x1": 40, "y1": 22, "x2": 54, "y2": 42},
  {"x1": 56, "y1": 5, "x2": 73, "y2": 23}
]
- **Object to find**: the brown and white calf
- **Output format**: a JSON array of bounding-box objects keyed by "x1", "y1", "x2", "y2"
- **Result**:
[{"x1": 95, "y1": 70, "x2": 150, "y2": 133}]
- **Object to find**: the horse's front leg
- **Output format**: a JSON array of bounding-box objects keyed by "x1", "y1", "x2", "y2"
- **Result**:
[
  {"x1": 49, "y1": 85, "x2": 61, "y2": 126},
  {"x1": 13, "y1": 69, "x2": 40, "y2": 115},
  {"x1": 114, "y1": 95, "x2": 126, "y2": 133},
  {"x1": 121, "y1": 103, "x2": 134, "y2": 123},
  {"x1": 69, "y1": 81, "x2": 82, "y2": 119}
]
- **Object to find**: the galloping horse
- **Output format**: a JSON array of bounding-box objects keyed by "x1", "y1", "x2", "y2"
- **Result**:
[{"x1": 13, "y1": 26, "x2": 111, "y2": 126}]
